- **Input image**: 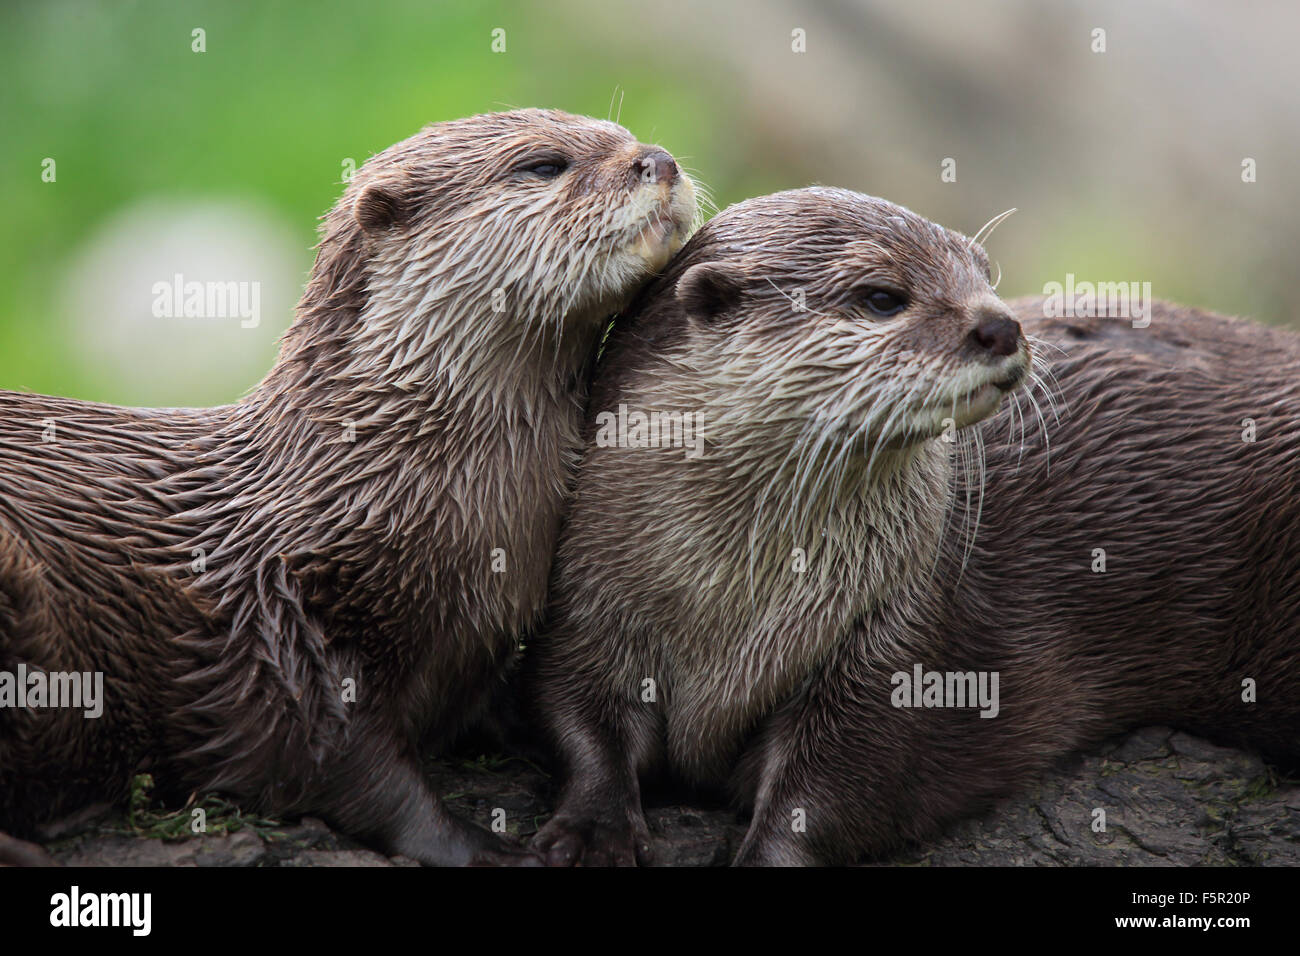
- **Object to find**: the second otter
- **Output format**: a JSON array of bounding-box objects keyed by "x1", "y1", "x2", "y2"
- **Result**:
[{"x1": 530, "y1": 187, "x2": 1300, "y2": 866}]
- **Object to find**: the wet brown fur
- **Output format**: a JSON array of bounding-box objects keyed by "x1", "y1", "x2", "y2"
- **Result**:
[
  {"x1": 730, "y1": 301, "x2": 1300, "y2": 865},
  {"x1": 0, "y1": 109, "x2": 693, "y2": 865},
  {"x1": 530, "y1": 187, "x2": 1300, "y2": 866}
]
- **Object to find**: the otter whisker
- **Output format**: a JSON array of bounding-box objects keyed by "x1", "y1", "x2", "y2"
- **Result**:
[
  {"x1": 967, "y1": 423, "x2": 988, "y2": 571},
  {"x1": 1031, "y1": 353, "x2": 1067, "y2": 423},
  {"x1": 862, "y1": 371, "x2": 933, "y2": 478},
  {"x1": 1021, "y1": 370, "x2": 1054, "y2": 473},
  {"x1": 969, "y1": 207, "x2": 1017, "y2": 248},
  {"x1": 1006, "y1": 387, "x2": 1026, "y2": 469}
]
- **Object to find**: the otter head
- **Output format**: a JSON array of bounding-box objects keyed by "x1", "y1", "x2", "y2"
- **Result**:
[
  {"x1": 314, "y1": 109, "x2": 695, "y2": 359},
  {"x1": 644, "y1": 187, "x2": 1028, "y2": 470}
]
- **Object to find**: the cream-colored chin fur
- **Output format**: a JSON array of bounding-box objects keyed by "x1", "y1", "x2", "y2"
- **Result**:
[
  {"x1": 891, "y1": 355, "x2": 1028, "y2": 442},
  {"x1": 627, "y1": 176, "x2": 697, "y2": 272},
  {"x1": 902, "y1": 383, "x2": 1006, "y2": 438}
]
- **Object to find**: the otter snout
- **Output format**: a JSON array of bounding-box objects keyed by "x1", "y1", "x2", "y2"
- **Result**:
[
  {"x1": 624, "y1": 146, "x2": 694, "y2": 271},
  {"x1": 969, "y1": 309, "x2": 1023, "y2": 358},
  {"x1": 634, "y1": 148, "x2": 679, "y2": 186}
]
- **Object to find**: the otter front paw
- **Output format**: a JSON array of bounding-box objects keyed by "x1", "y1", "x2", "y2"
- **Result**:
[{"x1": 531, "y1": 812, "x2": 654, "y2": 867}]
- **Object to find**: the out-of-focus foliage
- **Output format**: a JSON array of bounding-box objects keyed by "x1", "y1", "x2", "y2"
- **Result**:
[{"x1": 1, "y1": 0, "x2": 1293, "y2": 405}]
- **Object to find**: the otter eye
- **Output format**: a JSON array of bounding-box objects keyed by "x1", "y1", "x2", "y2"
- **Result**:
[
  {"x1": 863, "y1": 288, "x2": 907, "y2": 317},
  {"x1": 516, "y1": 156, "x2": 569, "y2": 179}
]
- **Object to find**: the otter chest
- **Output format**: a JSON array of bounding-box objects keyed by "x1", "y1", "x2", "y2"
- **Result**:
[
  {"x1": 657, "y1": 462, "x2": 946, "y2": 783},
  {"x1": 661, "y1": 525, "x2": 884, "y2": 783}
]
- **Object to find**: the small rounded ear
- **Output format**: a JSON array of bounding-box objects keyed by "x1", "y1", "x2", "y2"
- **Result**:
[
  {"x1": 676, "y1": 262, "x2": 746, "y2": 323},
  {"x1": 354, "y1": 181, "x2": 409, "y2": 235}
]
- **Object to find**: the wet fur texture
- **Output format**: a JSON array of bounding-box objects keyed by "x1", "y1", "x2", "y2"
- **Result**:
[
  {"x1": 733, "y1": 303, "x2": 1300, "y2": 865},
  {"x1": 0, "y1": 109, "x2": 694, "y2": 865},
  {"x1": 530, "y1": 188, "x2": 1300, "y2": 866},
  {"x1": 529, "y1": 189, "x2": 1027, "y2": 864}
]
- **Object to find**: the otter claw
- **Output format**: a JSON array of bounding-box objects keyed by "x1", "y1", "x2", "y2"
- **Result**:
[{"x1": 532, "y1": 817, "x2": 651, "y2": 867}]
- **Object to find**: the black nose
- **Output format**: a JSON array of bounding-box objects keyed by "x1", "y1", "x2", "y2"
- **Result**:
[
  {"x1": 970, "y1": 312, "x2": 1022, "y2": 357},
  {"x1": 636, "y1": 149, "x2": 678, "y2": 185}
]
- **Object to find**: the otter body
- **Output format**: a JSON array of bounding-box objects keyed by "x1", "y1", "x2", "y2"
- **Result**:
[
  {"x1": 530, "y1": 188, "x2": 1300, "y2": 866},
  {"x1": 0, "y1": 109, "x2": 695, "y2": 865},
  {"x1": 732, "y1": 303, "x2": 1300, "y2": 865},
  {"x1": 530, "y1": 188, "x2": 1029, "y2": 864}
]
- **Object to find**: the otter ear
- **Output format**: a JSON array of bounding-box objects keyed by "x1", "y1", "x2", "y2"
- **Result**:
[
  {"x1": 355, "y1": 181, "x2": 409, "y2": 235},
  {"x1": 676, "y1": 262, "x2": 746, "y2": 323}
]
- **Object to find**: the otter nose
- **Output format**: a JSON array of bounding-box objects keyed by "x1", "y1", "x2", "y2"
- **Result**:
[
  {"x1": 636, "y1": 149, "x2": 678, "y2": 185},
  {"x1": 970, "y1": 312, "x2": 1022, "y2": 357}
]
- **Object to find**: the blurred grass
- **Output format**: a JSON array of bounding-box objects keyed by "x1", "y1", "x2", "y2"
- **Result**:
[
  {"x1": 0, "y1": 0, "x2": 770, "y2": 403},
  {"x1": 1, "y1": 1, "x2": 1290, "y2": 406}
]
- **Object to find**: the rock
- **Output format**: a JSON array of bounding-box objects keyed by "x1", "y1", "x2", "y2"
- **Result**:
[
  {"x1": 898, "y1": 727, "x2": 1299, "y2": 866},
  {"x1": 36, "y1": 726, "x2": 1300, "y2": 866},
  {"x1": 644, "y1": 806, "x2": 743, "y2": 867},
  {"x1": 54, "y1": 829, "x2": 267, "y2": 867},
  {"x1": 282, "y1": 850, "x2": 400, "y2": 867},
  {"x1": 194, "y1": 830, "x2": 267, "y2": 867}
]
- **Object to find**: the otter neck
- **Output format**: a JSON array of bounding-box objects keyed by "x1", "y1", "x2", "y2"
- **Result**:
[
  {"x1": 215, "y1": 297, "x2": 602, "y2": 639},
  {"x1": 653, "y1": 435, "x2": 951, "y2": 780},
  {"x1": 255, "y1": 293, "x2": 601, "y2": 428},
  {"x1": 694, "y1": 428, "x2": 952, "y2": 602},
  {"x1": 782, "y1": 443, "x2": 946, "y2": 616}
]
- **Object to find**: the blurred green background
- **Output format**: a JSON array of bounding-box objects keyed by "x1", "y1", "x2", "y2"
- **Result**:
[{"x1": 2, "y1": 0, "x2": 1295, "y2": 406}]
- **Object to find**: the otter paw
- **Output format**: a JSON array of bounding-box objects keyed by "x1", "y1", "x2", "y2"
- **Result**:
[{"x1": 531, "y1": 815, "x2": 653, "y2": 867}]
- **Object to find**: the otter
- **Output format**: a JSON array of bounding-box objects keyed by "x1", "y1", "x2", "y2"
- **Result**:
[
  {"x1": 528, "y1": 187, "x2": 1300, "y2": 866},
  {"x1": 727, "y1": 301, "x2": 1300, "y2": 866},
  {"x1": 529, "y1": 187, "x2": 1030, "y2": 864},
  {"x1": 0, "y1": 109, "x2": 696, "y2": 866}
]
